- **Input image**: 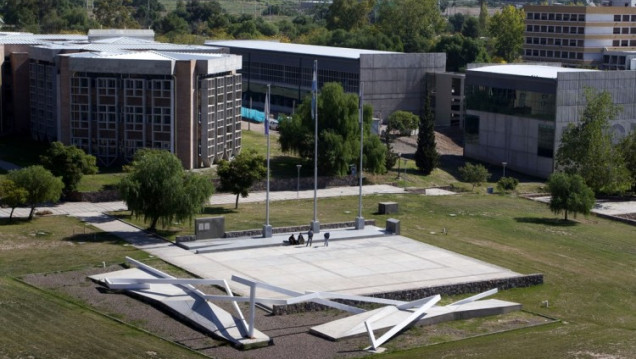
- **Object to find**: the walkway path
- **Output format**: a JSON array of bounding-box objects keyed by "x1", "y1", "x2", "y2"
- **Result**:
[{"x1": 0, "y1": 184, "x2": 407, "y2": 218}]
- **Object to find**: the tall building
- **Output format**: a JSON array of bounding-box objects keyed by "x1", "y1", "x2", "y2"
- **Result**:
[
  {"x1": 523, "y1": 4, "x2": 636, "y2": 68},
  {"x1": 207, "y1": 40, "x2": 452, "y2": 125},
  {"x1": 1, "y1": 30, "x2": 242, "y2": 169},
  {"x1": 464, "y1": 64, "x2": 635, "y2": 178}
]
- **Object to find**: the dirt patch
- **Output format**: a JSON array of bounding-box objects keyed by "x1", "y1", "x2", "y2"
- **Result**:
[{"x1": 22, "y1": 266, "x2": 552, "y2": 359}]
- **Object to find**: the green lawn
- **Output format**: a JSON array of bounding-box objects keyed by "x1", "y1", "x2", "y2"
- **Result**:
[
  {"x1": 0, "y1": 215, "x2": 202, "y2": 358},
  {"x1": 117, "y1": 192, "x2": 636, "y2": 358}
]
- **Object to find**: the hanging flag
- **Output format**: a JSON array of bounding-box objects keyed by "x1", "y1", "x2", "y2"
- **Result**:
[
  {"x1": 311, "y1": 60, "x2": 317, "y2": 121},
  {"x1": 264, "y1": 90, "x2": 270, "y2": 135}
]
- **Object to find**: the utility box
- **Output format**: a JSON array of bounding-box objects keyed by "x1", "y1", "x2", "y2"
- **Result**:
[
  {"x1": 195, "y1": 217, "x2": 225, "y2": 240},
  {"x1": 386, "y1": 218, "x2": 400, "y2": 234},
  {"x1": 379, "y1": 202, "x2": 399, "y2": 214}
]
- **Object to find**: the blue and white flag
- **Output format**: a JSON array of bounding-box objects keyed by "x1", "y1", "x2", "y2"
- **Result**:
[
  {"x1": 311, "y1": 60, "x2": 317, "y2": 121},
  {"x1": 264, "y1": 89, "x2": 270, "y2": 135}
]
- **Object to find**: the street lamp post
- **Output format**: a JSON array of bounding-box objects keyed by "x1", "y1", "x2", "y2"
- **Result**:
[
  {"x1": 502, "y1": 162, "x2": 507, "y2": 178},
  {"x1": 296, "y1": 164, "x2": 302, "y2": 199}
]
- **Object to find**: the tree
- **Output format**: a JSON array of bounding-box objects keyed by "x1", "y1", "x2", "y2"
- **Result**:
[
  {"x1": 547, "y1": 172, "x2": 595, "y2": 221},
  {"x1": 462, "y1": 16, "x2": 480, "y2": 39},
  {"x1": 433, "y1": 34, "x2": 489, "y2": 72},
  {"x1": 459, "y1": 163, "x2": 490, "y2": 191},
  {"x1": 376, "y1": 0, "x2": 445, "y2": 52},
  {"x1": 556, "y1": 88, "x2": 631, "y2": 194},
  {"x1": 0, "y1": 179, "x2": 28, "y2": 222},
  {"x1": 40, "y1": 141, "x2": 98, "y2": 195},
  {"x1": 387, "y1": 111, "x2": 419, "y2": 137},
  {"x1": 497, "y1": 177, "x2": 519, "y2": 193},
  {"x1": 488, "y1": 5, "x2": 524, "y2": 62},
  {"x1": 478, "y1": 0, "x2": 489, "y2": 38},
  {"x1": 217, "y1": 150, "x2": 267, "y2": 209},
  {"x1": 279, "y1": 82, "x2": 386, "y2": 176},
  {"x1": 119, "y1": 149, "x2": 214, "y2": 231},
  {"x1": 618, "y1": 131, "x2": 636, "y2": 190},
  {"x1": 415, "y1": 96, "x2": 438, "y2": 175},
  {"x1": 6, "y1": 166, "x2": 63, "y2": 220},
  {"x1": 326, "y1": 0, "x2": 374, "y2": 31},
  {"x1": 93, "y1": 0, "x2": 137, "y2": 29}
]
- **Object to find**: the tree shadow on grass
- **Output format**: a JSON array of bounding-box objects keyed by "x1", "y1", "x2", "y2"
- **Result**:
[
  {"x1": 201, "y1": 207, "x2": 236, "y2": 215},
  {"x1": 515, "y1": 217, "x2": 578, "y2": 227},
  {"x1": 64, "y1": 231, "x2": 128, "y2": 244},
  {"x1": 0, "y1": 217, "x2": 31, "y2": 226}
]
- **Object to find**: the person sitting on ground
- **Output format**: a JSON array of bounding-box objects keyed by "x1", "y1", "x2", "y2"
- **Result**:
[
  {"x1": 297, "y1": 233, "x2": 305, "y2": 245},
  {"x1": 288, "y1": 234, "x2": 296, "y2": 245}
]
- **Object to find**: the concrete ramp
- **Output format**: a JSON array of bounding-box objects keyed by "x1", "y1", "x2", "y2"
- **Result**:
[
  {"x1": 90, "y1": 267, "x2": 270, "y2": 349},
  {"x1": 310, "y1": 299, "x2": 521, "y2": 341}
]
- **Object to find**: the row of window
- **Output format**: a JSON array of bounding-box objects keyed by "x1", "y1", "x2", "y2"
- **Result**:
[
  {"x1": 612, "y1": 39, "x2": 636, "y2": 46},
  {"x1": 526, "y1": 25, "x2": 584, "y2": 34},
  {"x1": 526, "y1": 37, "x2": 584, "y2": 47},
  {"x1": 613, "y1": 26, "x2": 636, "y2": 34},
  {"x1": 524, "y1": 49, "x2": 584, "y2": 60},
  {"x1": 526, "y1": 12, "x2": 585, "y2": 22},
  {"x1": 614, "y1": 14, "x2": 636, "y2": 22}
]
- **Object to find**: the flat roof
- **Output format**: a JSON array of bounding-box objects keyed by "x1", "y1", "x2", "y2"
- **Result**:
[
  {"x1": 207, "y1": 40, "x2": 398, "y2": 59},
  {"x1": 468, "y1": 64, "x2": 597, "y2": 79}
]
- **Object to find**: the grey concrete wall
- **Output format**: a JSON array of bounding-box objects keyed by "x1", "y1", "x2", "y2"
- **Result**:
[
  {"x1": 465, "y1": 110, "x2": 554, "y2": 178},
  {"x1": 360, "y1": 53, "x2": 445, "y2": 119}
]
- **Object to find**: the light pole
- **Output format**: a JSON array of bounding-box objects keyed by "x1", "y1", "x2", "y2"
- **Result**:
[
  {"x1": 397, "y1": 153, "x2": 402, "y2": 179},
  {"x1": 502, "y1": 162, "x2": 507, "y2": 178},
  {"x1": 296, "y1": 164, "x2": 302, "y2": 199}
]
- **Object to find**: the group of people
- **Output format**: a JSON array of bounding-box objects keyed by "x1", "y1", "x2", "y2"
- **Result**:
[{"x1": 287, "y1": 229, "x2": 330, "y2": 247}]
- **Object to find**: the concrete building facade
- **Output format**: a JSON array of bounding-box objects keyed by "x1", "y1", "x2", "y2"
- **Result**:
[
  {"x1": 464, "y1": 64, "x2": 635, "y2": 178},
  {"x1": 206, "y1": 40, "x2": 449, "y2": 124},
  {"x1": 523, "y1": 4, "x2": 636, "y2": 68},
  {"x1": 1, "y1": 31, "x2": 242, "y2": 169}
]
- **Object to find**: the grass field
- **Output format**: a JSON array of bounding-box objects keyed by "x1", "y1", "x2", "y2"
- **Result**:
[
  {"x1": 0, "y1": 216, "x2": 202, "y2": 358},
  {"x1": 115, "y1": 191, "x2": 636, "y2": 358}
]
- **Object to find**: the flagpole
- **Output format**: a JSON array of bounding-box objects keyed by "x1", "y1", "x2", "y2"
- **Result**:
[
  {"x1": 355, "y1": 82, "x2": 365, "y2": 230},
  {"x1": 263, "y1": 84, "x2": 272, "y2": 238},
  {"x1": 311, "y1": 60, "x2": 320, "y2": 233}
]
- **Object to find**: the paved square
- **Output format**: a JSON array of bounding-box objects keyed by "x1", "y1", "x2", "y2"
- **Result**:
[{"x1": 196, "y1": 234, "x2": 521, "y2": 298}]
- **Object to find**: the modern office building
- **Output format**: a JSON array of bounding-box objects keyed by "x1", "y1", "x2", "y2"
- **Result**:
[
  {"x1": 464, "y1": 64, "x2": 635, "y2": 178},
  {"x1": 0, "y1": 30, "x2": 242, "y2": 169},
  {"x1": 206, "y1": 40, "x2": 450, "y2": 124},
  {"x1": 523, "y1": 4, "x2": 636, "y2": 68}
]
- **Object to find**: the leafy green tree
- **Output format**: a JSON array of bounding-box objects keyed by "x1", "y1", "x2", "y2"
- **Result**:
[
  {"x1": 447, "y1": 13, "x2": 465, "y2": 33},
  {"x1": 93, "y1": 0, "x2": 138, "y2": 29},
  {"x1": 217, "y1": 150, "x2": 267, "y2": 209},
  {"x1": 415, "y1": 96, "x2": 438, "y2": 175},
  {"x1": 478, "y1": 0, "x2": 489, "y2": 38},
  {"x1": 326, "y1": 0, "x2": 374, "y2": 31},
  {"x1": 0, "y1": 179, "x2": 28, "y2": 222},
  {"x1": 131, "y1": 0, "x2": 164, "y2": 28},
  {"x1": 119, "y1": 149, "x2": 214, "y2": 231},
  {"x1": 387, "y1": 111, "x2": 419, "y2": 137},
  {"x1": 488, "y1": 5, "x2": 524, "y2": 62},
  {"x1": 433, "y1": 34, "x2": 490, "y2": 72},
  {"x1": 40, "y1": 141, "x2": 98, "y2": 195},
  {"x1": 556, "y1": 88, "x2": 631, "y2": 194},
  {"x1": 459, "y1": 163, "x2": 490, "y2": 191},
  {"x1": 547, "y1": 172, "x2": 595, "y2": 221},
  {"x1": 462, "y1": 16, "x2": 480, "y2": 39},
  {"x1": 6, "y1": 166, "x2": 63, "y2": 220},
  {"x1": 497, "y1": 176, "x2": 519, "y2": 193},
  {"x1": 618, "y1": 131, "x2": 636, "y2": 190},
  {"x1": 279, "y1": 82, "x2": 386, "y2": 176},
  {"x1": 376, "y1": 0, "x2": 445, "y2": 52}
]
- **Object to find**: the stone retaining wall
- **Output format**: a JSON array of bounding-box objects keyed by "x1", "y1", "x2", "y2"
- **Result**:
[
  {"x1": 223, "y1": 219, "x2": 377, "y2": 238},
  {"x1": 271, "y1": 273, "x2": 544, "y2": 315}
]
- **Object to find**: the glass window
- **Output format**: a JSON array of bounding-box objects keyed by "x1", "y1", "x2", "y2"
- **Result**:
[
  {"x1": 537, "y1": 124, "x2": 554, "y2": 158},
  {"x1": 464, "y1": 115, "x2": 479, "y2": 144}
]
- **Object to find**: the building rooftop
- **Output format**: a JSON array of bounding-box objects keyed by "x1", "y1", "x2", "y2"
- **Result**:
[
  {"x1": 207, "y1": 40, "x2": 398, "y2": 59},
  {"x1": 467, "y1": 64, "x2": 598, "y2": 79}
]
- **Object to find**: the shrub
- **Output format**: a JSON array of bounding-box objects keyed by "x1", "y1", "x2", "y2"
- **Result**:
[{"x1": 497, "y1": 176, "x2": 519, "y2": 192}]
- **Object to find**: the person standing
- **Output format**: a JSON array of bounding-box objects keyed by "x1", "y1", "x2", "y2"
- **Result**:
[
  {"x1": 324, "y1": 232, "x2": 330, "y2": 247},
  {"x1": 306, "y1": 229, "x2": 314, "y2": 247}
]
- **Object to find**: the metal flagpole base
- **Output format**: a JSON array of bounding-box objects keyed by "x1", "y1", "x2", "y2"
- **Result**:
[
  {"x1": 262, "y1": 224, "x2": 272, "y2": 238},
  {"x1": 310, "y1": 221, "x2": 320, "y2": 233},
  {"x1": 355, "y1": 216, "x2": 365, "y2": 230}
]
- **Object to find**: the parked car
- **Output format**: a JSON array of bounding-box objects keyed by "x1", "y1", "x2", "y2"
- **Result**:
[{"x1": 268, "y1": 119, "x2": 279, "y2": 131}]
